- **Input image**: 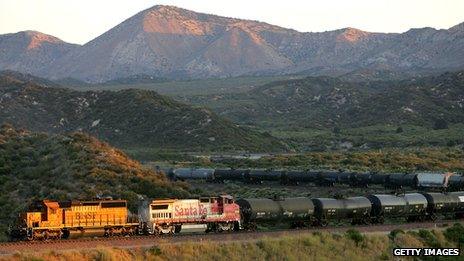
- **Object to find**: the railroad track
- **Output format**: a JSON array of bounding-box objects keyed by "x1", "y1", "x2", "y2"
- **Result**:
[{"x1": 0, "y1": 221, "x2": 461, "y2": 256}]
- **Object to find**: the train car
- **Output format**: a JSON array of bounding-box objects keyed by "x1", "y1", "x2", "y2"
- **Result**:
[
  {"x1": 311, "y1": 197, "x2": 371, "y2": 226},
  {"x1": 315, "y1": 171, "x2": 339, "y2": 186},
  {"x1": 9, "y1": 199, "x2": 138, "y2": 241},
  {"x1": 245, "y1": 169, "x2": 283, "y2": 184},
  {"x1": 370, "y1": 173, "x2": 390, "y2": 185},
  {"x1": 191, "y1": 168, "x2": 215, "y2": 182},
  {"x1": 386, "y1": 173, "x2": 412, "y2": 189},
  {"x1": 236, "y1": 197, "x2": 314, "y2": 229},
  {"x1": 138, "y1": 195, "x2": 240, "y2": 234},
  {"x1": 352, "y1": 172, "x2": 372, "y2": 187},
  {"x1": 282, "y1": 170, "x2": 315, "y2": 185},
  {"x1": 415, "y1": 173, "x2": 447, "y2": 190},
  {"x1": 448, "y1": 175, "x2": 464, "y2": 191},
  {"x1": 172, "y1": 168, "x2": 193, "y2": 181},
  {"x1": 420, "y1": 192, "x2": 460, "y2": 220},
  {"x1": 403, "y1": 193, "x2": 428, "y2": 221},
  {"x1": 171, "y1": 168, "x2": 215, "y2": 181},
  {"x1": 213, "y1": 169, "x2": 247, "y2": 182},
  {"x1": 337, "y1": 172, "x2": 354, "y2": 186},
  {"x1": 449, "y1": 191, "x2": 464, "y2": 216},
  {"x1": 367, "y1": 194, "x2": 408, "y2": 223}
]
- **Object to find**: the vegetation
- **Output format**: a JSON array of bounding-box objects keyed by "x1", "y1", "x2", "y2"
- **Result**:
[
  {"x1": 5, "y1": 226, "x2": 464, "y2": 260},
  {"x1": 176, "y1": 71, "x2": 464, "y2": 151},
  {"x1": 270, "y1": 124, "x2": 464, "y2": 151},
  {"x1": 0, "y1": 72, "x2": 287, "y2": 152},
  {"x1": 71, "y1": 75, "x2": 303, "y2": 96},
  {"x1": 175, "y1": 147, "x2": 464, "y2": 173},
  {"x1": 0, "y1": 125, "x2": 190, "y2": 241}
]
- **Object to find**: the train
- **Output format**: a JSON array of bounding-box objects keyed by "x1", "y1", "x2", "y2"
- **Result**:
[
  {"x1": 9, "y1": 191, "x2": 464, "y2": 241},
  {"x1": 161, "y1": 167, "x2": 462, "y2": 190}
]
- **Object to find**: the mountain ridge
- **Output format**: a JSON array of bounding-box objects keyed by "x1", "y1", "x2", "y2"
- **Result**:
[{"x1": 0, "y1": 5, "x2": 463, "y2": 82}]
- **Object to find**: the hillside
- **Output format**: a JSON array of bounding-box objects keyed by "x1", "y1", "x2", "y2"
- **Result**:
[
  {"x1": 187, "y1": 71, "x2": 464, "y2": 129},
  {"x1": 0, "y1": 6, "x2": 463, "y2": 82},
  {"x1": 0, "y1": 125, "x2": 190, "y2": 241},
  {"x1": 0, "y1": 72, "x2": 286, "y2": 152}
]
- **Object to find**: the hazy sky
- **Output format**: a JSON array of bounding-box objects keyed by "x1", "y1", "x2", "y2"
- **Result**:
[{"x1": 1, "y1": 0, "x2": 463, "y2": 45}]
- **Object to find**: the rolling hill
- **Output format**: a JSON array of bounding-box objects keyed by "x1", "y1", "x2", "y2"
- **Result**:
[
  {"x1": 0, "y1": 124, "x2": 190, "y2": 241},
  {"x1": 0, "y1": 6, "x2": 463, "y2": 82},
  {"x1": 0, "y1": 72, "x2": 287, "y2": 152},
  {"x1": 184, "y1": 71, "x2": 464, "y2": 129}
]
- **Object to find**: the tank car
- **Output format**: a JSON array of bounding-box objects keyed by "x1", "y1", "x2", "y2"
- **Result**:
[
  {"x1": 191, "y1": 168, "x2": 215, "y2": 181},
  {"x1": 449, "y1": 191, "x2": 464, "y2": 217},
  {"x1": 367, "y1": 194, "x2": 408, "y2": 223},
  {"x1": 420, "y1": 192, "x2": 460, "y2": 220},
  {"x1": 312, "y1": 197, "x2": 371, "y2": 226},
  {"x1": 415, "y1": 173, "x2": 447, "y2": 190},
  {"x1": 245, "y1": 169, "x2": 283, "y2": 184},
  {"x1": 448, "y1": 175, "x2": 464, "y2": 191},
  {"x1": 337, "y1": 172, "x2": 355, "y2": 186},
  {"x1": 315, "y1": 171, "x2": 339, "y2": 186},
  {"x1": 352, "y1": 172, "x2": 372, "y2": 187},
  {"x1": 370, "y1": 173, "x2": 390, "y2": 185},
  {"x1": 386, "y1": 173, "x2": 413, "y2": 189},
  {"x1": 213, "y1": 169, "x2": 247, "y2": 182},
  {"x1": 236, "y1": 197, "x2": 314, "y2": 229},
  {"x1": 403, "y1": 193, "x2": 428, "y2": 221},
  {"x1": 281, "y1": 170, "x2": 316, "y2": 185},
  {"x1": 172, "y1": 168, "x2": 215, "y2": 181}
]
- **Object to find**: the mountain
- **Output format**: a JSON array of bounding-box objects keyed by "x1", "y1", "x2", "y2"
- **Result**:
[
  {"x1": 185, "y1": 71, "x2": 464, "y2": 129},
  {"x1": 0, "y1": 72, "x2": 286, "y2": 152},
  {"x1": 0, "y1": 124, "x2": 189, "y2": 241},
  {"x1": 0, "y1": 31, "x2": 78, "y2": 76},
  {"x1": 1, "y1": 6, "x2": 463, "y2": 82}
]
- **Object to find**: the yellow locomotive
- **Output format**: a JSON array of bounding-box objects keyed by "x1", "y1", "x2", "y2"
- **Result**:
[{"x1": 11, "y1": 199, "x2": 139, "y2": 240}]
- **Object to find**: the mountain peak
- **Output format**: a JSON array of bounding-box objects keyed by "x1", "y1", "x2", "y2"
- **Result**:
[
  {"x1": 141, "y1": 5, "x2": 219, "y2": 35},
  {"x1": 336, "y1": 27, "x2": 370, "y2": 42},
  {"x1": 19, "y1": 31, "x2": 63, "y2": 50}
]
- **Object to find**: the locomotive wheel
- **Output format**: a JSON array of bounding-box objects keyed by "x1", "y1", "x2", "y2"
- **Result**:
[
  {"x1": 218, "y1": 223, "x2": 234, "y2": 232},
  {"x1": 42, "y1": 231, "x2": 49, "y2": 241},
  {"x1": 174, "y1": 225, "x2": 182, "y2": 234}
]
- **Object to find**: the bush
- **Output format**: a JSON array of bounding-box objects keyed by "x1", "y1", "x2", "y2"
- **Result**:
[
  {"x1": 389, "y1": 229, "x2": 404, "y2": 240},
  {"x1": 345, "y1": 229, "x2": 364, "y2": 246},
  {"x1": 443, "y1": 223, "x2": 464, "y2": 245},
  {"x1": 418, "y1": 229, "x2": 441, "y2": 248}
]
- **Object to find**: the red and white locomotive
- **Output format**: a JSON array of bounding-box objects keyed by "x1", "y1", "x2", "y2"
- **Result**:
[{"x1": 138, "y1": 195, "x2": 241, "y2": 234}]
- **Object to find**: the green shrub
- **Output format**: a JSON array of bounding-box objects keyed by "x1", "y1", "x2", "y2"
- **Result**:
[
  {"x1": 389, "y1": 229, "x2": 405, "y2": 240},
  {"x1": 345, "y1": 229, "x2": 364, "y2": 246},
  {"x1": 443, "y1": 223, "x2": 464, "y2": 245}
]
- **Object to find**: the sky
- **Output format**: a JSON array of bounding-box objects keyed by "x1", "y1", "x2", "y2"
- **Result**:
[{"x1": 0, "y1": 0, "x2": 463, "y2": 45}]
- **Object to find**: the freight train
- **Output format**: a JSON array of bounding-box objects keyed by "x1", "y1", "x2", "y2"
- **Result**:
[
  {"x1": 9, "y1": 191, "x2": 464, "y2": 241},
  {"x1": 161, "y1": 168, "x2": 462, "y2": 190}
]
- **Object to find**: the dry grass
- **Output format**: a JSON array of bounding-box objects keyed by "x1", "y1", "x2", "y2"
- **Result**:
[{"x1": 4, "y1": 229, "x2": 454, "y2": 261}]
